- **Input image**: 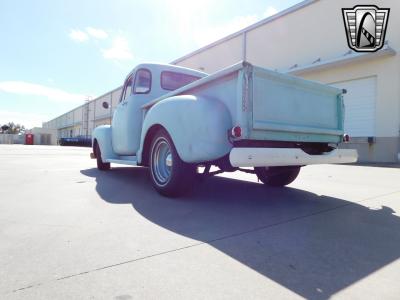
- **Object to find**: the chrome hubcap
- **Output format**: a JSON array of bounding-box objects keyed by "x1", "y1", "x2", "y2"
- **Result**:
[
  {"x1": 152, "y1": 138, "x2": 172, "y2": 186},
  {"x1": 165, "y1": 153, "x2": 172, "y2": 167}
]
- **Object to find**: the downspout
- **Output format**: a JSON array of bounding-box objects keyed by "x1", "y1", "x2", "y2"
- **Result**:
[{"x1": 242, "y1": 31, "x2": 247, "y2": 61}]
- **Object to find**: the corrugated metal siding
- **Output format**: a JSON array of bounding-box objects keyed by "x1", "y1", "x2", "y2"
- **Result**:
[{"x1": 332, "y1": 77, "x2": 376, "y2": 137}]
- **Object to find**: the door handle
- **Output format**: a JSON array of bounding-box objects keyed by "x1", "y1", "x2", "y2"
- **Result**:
[{"x1": 122, "y1": 101, "x2": 128, "y2": 106}]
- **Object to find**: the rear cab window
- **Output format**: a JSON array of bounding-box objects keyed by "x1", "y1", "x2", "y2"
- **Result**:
[{"x1": 161, "y1": 71, "x2": 201, "y2": 91}]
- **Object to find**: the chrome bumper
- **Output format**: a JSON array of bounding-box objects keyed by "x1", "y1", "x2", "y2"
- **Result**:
[{"x1": 229, "y1": 148, "x2": 358, "y2": 167}]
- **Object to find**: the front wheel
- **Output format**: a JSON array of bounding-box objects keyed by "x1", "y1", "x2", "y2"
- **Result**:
[
  {"x1": 149, "y1": 129, "x2": 196, "y2": 197},
  {"x1": 254, "y1": 166, "x2": 300, "y2": 187},
  {"x1": 95, "y1": 142, "x2": 110, "y2": 171}
]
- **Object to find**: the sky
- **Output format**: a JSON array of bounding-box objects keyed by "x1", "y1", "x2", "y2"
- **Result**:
[{"x1": 0, "y1": 0, "x2": 300, "y2": 128}]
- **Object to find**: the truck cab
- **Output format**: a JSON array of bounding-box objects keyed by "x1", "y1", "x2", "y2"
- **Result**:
[{"x1": 110, "y1": 63, "x2": 206, "y2": 156}]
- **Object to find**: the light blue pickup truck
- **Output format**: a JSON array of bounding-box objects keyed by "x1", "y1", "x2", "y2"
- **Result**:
[{"x1": 91, "y1": 61, "x2": 357, "y2": 197}]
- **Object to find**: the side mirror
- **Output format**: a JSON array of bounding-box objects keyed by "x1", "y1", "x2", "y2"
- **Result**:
[{"x1": 102, "y1": 101, "x2": 109, "y2": 109}]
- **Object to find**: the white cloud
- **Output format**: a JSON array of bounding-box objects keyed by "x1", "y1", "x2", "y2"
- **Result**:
[
  {"x1": 69, "y1": 27, "x2": 108, "y2": 42},
  {"x1": 101, "y1": 37, "x2": 133, "y2": 60},
  {"x1": 263, "y1": 6, "x2": 278, "y2": 18},
  {"x1": 86, "y1": 27, "x2": 108, "y2": 39},
  {"x1": 0, "y1": 110, "x2": 49, "y2": 129},
  {"x1": 69, "y1": 29, "x2": 88, "y2": 42},
  {"x1": 0, "y1": 81, "x2": 86, "y2": 103},
  {"x1": 68, "y1": 27, "x2": 131, "y2": 61}
]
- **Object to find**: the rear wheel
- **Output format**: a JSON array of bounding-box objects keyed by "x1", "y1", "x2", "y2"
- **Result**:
[
  {"x1": 149, "y1": 129, "x2": 196, "y2": 197},
  {"x1": 95, "y1": 142, "x2": 110, "y2": 171},
  {"x1": 254, "y1": 166, "x2": 300, "y2": 187}
]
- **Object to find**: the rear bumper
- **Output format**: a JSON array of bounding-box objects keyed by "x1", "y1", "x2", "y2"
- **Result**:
[{"x1": 229, "y1": 148, "x2": 358, "y2": 167}]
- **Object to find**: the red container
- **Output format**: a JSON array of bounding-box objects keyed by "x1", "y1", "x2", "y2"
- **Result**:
[{"x1": 25, "y1": 134, "x2": 34, "y2": 145}]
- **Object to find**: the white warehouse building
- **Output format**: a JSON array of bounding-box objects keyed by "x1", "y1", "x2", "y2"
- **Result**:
[
  {"x1": 44, "y1": 86, "x2": 122, "y2": 139},
  {"x1": 43, "y1": 0, "x2": 400, "y2": 163}
]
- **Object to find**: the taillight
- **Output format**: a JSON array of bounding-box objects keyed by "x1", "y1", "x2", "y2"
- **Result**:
[
  {"x1": 343, "y1": 134, "x2": 350, "y2": 143},
  {"x1": 231, "y1": 126, "x2": 242, "y2": 138}
]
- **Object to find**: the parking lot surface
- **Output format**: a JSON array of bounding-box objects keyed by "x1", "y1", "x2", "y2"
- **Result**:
[{"x1": 1, "y1": 144, "x2": 400, "y2": 299}]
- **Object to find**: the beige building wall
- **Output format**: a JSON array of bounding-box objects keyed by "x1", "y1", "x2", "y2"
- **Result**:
[
  {"x1": 94, "y1": 93, "x2": 113, "y2": 125},
  {"x1": 95, "y1": 118, "x2": 112, "y2": 127},
  {"x1": 175, "y1": 0, "x2": 400, "y2": 162},
  {"x1": 111, "y1": 87, "x2": 123, "y2": 113},
  {"x1": 27, "y1": 128, "x2": 58, "y2": 145},
  {"x1": 176, "y1": 35, "x2": 243, "y2": 73},
  {"x1": 43, "y1": 86, "x2": 123, "y2": 142},
  {"x1": 246, "y1": 0, "x2": 399, "y2": 68},
  {"x1": 73, "y1": 106, "x2": 83, "y2": 136}
]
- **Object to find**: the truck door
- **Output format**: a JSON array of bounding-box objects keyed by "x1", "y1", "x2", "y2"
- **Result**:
[{"x1": 112, "y1": 69, "x2": 151, "y2": 155}]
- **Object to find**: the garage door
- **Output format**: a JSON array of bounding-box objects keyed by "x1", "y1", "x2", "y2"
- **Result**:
[{"x1": 332, "y1": 77, "x2": 376, "y2": 137}]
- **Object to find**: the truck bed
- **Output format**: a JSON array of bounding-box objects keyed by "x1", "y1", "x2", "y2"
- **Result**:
[
  {"x1": 143, "y1": 61, "x2": 345, "y2": 144},
  {"x1": 249, "y1": 66, "x2": 344, "y2": 143}
]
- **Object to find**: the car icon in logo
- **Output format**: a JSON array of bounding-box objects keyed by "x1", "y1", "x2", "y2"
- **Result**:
[{"x1": 342, "y1": 5, "x2": 390, "y2": 52}]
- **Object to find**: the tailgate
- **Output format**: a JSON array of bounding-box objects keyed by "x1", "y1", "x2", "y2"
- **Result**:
[{"x1": 250, "y1": 66, "x2": 344, "y2": 143}]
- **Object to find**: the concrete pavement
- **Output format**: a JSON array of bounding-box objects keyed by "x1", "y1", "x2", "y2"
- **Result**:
[{"x1": 1, "y1": 144, "x2": 400, "y2": 299}]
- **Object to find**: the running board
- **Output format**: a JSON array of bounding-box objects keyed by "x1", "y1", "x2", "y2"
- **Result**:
[{"x1": 105, "y1": 156, "x2": 138, "y2": 166}]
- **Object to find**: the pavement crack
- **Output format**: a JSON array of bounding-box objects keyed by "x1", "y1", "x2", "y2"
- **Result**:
[
  {"x1": 204, "y1": 190, "x2": 400, "y2": 245},
  {"x1": 53, "y1": 190, "x2": 400, "y2": 282},
  {"x1": 12, "y1": 283, "x2": 41, "y2": 293},
  {"x1": 56, "y1": 241, "x2": 204, "y2": 281},
  {"x1": 10, "y1": 189, "x2": 400, "y2": 294}
]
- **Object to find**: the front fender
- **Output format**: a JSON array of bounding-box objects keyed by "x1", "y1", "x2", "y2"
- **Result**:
[
  {"x1": 92, "y1": 125, "x2": 117, "y2": 160},
  {"x1": 138, "y1": 95, "x2": 232, "y2": 164}
]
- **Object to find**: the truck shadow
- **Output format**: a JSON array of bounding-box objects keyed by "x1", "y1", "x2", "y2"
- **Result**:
[{"x1": 81, "y1": 167, "x2": 400, "y2": 299}]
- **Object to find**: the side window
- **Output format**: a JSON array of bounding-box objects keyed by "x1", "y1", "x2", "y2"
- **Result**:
[
  {"x1": 134, "y1": 69, "x2": 151, "y2": 94},
  {"x1": 120, "y1": 76, "x2": 134, "y2": 102}
]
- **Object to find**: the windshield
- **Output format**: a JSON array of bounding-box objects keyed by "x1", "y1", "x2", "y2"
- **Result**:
[{"x1": 161, "y1": 71, "x2": 201, "y2": 91}]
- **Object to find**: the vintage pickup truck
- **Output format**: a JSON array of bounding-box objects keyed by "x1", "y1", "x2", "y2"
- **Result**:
[{"x1": 91, "y1": 61, "x2": 357, "y2": 196}]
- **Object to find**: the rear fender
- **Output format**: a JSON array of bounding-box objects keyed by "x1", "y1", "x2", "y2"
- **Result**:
[{"x1": 138, "y1": 95, "x2": 232, "y2": 164}]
